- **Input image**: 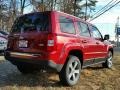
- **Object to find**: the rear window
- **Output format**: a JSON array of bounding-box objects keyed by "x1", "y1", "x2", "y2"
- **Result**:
[{"x1": 12, "y1": 12, "x2": 50, "y2": 33}]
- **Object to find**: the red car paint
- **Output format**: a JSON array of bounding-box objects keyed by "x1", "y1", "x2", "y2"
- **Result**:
[{"x1": 5, "y1": 11, "x2": 113, "y2": 72}]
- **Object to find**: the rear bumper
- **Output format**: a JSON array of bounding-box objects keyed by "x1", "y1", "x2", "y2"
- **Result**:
[{"x1": 4, "y1": 51, "x2": 63, "y2": 72}]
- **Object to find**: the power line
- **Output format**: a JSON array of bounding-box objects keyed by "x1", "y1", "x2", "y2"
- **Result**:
[
  {"x1": 92, "y1": 0, "x2": 115, "y2": 17},
  {"x1": 24, "y1": 3, "x2": 31, "y2": 8},
  {"x1": 89, "y1": 1, "x2": 120, "y2": 21},
  {"x1": 91, "y1": 0, "x2": 118, "y2": 19}
]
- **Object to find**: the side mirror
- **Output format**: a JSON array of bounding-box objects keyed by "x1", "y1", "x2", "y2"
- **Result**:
[{"x1": 104, "y1": 34, "x2": 110, "y2": 40}]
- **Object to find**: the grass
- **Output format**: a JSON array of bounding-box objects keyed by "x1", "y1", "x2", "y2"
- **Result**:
[
  {"x1": 0, "y1": 56, "x2": 5, "y2": 63},
  {"x1": 0, "y1": 52, "x2": 120, "y2": 90}
]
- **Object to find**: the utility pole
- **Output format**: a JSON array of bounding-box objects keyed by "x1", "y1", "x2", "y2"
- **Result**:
[
  {"x1": 85, "y1": 0, "x2": 88, "y2": 21},
  {"x1": 115, "y1": 17, "x2": 120, "y2": 47},
  {"x1": 74, "y1": 0, "x2": 77, "y2": 16}
]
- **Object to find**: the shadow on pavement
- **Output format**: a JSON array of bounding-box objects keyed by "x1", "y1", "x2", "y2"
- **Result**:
[{"x1": 0, "y1": 61, "x2": 62, "y2": 87}]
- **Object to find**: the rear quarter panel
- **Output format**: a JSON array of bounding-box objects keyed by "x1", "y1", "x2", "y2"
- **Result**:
[{"x1": 52, "y1": 12, "x2": 84, "y2": 64}]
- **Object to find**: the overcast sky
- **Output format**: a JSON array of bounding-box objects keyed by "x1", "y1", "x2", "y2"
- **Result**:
[{"x1": 91, "y1": 0, "x2": 120, "y2": 40}]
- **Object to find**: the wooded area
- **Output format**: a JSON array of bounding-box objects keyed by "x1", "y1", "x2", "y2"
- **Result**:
[{"x1": 0, "y1": 0, "x2": 97, "y2": 32}]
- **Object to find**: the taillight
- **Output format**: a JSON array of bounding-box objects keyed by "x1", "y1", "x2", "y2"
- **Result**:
[{"x1": 47, "y1": 34, "x2": 56, "y2": 51}]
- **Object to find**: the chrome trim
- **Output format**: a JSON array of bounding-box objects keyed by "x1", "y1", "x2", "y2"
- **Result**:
[
  {"x1": 10, "y1": 52, "x2": 40, "y2": 57},
  {"x1": 82, "y1": 61, "x2": 105, "y2": 68},
  {"x1": 84, "y1": 57, "x2": 106, "y2": 61},
  {"x1": 85, "y1": 52, "x2": 107, "y2": 55},
  {"x1": 13, "y1": 34, "x2": 20, "y2": 36}
]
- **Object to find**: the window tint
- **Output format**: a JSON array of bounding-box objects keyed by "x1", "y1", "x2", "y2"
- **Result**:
[
  {"x1": 59, "y1": 16, "x2": 75, "y2": 34},
  {"x1": 12, "y1": 12, "x2": 49, "y2": 33},
  {"x1": 91, "y1": 26, "x2": 102, "y2": 39},
  {"x1": 77, "y1": 22, "x2": 90, "y2": 37}
]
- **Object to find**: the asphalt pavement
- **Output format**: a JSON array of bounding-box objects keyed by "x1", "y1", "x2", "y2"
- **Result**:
[{"x1": 114, "y1": 47, "x2": 120, "y2": 52}]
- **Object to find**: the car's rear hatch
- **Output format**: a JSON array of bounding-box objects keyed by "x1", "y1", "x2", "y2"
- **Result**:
[{"x1": 7, "y1": 12, "x2": 54, "y2": 54}]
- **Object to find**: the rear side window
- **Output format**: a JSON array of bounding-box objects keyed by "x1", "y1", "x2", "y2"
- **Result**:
[
  {"x1": 59, "y1": 16, "x2": 75, "y2": 34},
  {"x1": 12, "y1": 12, "x2": 50, "y2": 33},
  {"x1": 77, "y1": 22, "x2": 90, "y2": 37}
]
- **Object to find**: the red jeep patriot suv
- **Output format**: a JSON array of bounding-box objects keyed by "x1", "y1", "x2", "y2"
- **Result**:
[{"x1": 5, "y1": 11, "x2": 113, "y2": 86}]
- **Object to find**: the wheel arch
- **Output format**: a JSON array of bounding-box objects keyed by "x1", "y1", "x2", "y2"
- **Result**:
[
  {"x1": 67, "y1": 49, "x2": 84, "y2": 67},
  {"x1": 108, "y1": 48, "x2": 114, "y2": 56}
]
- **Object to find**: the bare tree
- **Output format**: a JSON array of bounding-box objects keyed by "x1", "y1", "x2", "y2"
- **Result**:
[
  {"x1": 0, "y1": 0, "x2": 9, "y2": 31},
  {"x1": 0, "y1": 0, "x2": 98, "y2": 32},
  {"x1": 20, "y1": 0, "x2": 26, "y2": 14}
]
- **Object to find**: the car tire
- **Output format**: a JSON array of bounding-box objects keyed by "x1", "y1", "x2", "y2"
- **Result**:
[
  {"x1": 17, "y1": 64, "x2": 35, "y2": 74},
  {"x1": 59, "y1": 55, "x2": 81, "y2": 86},
  {"x1": 102, "y1": 51, "x2": 113, "y2": 68}
]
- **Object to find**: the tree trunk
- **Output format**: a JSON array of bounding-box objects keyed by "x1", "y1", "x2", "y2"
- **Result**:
[
  {"x1": 74, "y1": 0, "x2": 77, "y2": 16},
  {"x1": 20, "y1": 0, "x2": 26, "y2": 15}
]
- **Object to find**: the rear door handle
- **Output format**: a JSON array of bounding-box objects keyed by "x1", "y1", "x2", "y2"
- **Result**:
[{"x1": 82, "y1": 40, "x2": 87, "y2": 43}]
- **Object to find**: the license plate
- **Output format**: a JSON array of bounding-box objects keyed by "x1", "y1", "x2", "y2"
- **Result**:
[{"x1": 19, "y1": 40, "x2": 28, "y2": 48}]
